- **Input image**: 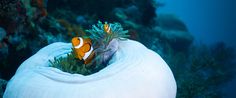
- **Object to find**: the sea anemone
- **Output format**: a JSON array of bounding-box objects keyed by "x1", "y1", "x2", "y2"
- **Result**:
[
  {"x1": 50, "y1": 21, "x2": 129, "y2": 75},
  {"x1": 86, "y1": 21, "x2": 129, "y2": 48}
]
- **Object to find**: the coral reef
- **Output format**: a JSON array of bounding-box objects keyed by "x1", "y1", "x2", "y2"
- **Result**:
[
  {"x1": 171, "y1": 42, "x2": 235, "y2": 97},
  {"x1": 0, "y1": 0, "x2": 81, "y2": 80},
  {"x1": 0, "y1": 0, "x2": 235, "y2": 97},
  {"x1": 47, "y1": 0, "x2": 157, "y2": 26}
]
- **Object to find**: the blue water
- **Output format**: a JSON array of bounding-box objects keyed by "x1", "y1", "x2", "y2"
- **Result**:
[
  {"x1": 157, "y1": 0, "x2": 236, "y2": 97},
  {"x1": 157, "y1": 0, "x2": 236, "y2": 48}
]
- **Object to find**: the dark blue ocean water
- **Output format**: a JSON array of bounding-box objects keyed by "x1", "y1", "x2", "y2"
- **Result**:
[
  {"x1": 157, "y1": 0, "x2": 236, "y2": 97},
  {"x1": 157, "y1": 0, "x2": 236, "y2": 48}
]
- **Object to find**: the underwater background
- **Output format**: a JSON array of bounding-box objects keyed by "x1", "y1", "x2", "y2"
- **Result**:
[{"x1": 0, "y1": 0, "x2": 235, "y2": 97}]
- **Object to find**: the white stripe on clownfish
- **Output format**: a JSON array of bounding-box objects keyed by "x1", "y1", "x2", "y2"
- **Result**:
[
  {"x1": 74, "y1": 37, "x2": 83, "y2": 49},
  {"x1": 104, "y1": 23, "x2": 112, "y2": 34},
  {"x1": 83, "y1": 46, "x2": 93, "y2": 60},
  {"x1": 107, "y1": 24, "x2": 111, "y2": 33}
]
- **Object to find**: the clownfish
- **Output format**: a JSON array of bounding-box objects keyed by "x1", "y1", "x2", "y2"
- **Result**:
[
  {"x1": 103, "y1": 23, "x2": 112, "y2": 34},
  {"x1": 71, "y1": 37, "x2": 95, "y2": 64}
]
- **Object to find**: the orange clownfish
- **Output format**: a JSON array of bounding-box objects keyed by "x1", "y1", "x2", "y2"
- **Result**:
[
  {"x1": 71, "y1": 37, "x2": 95, "y2": 64},
  {"x1": 103, "y1": 23, "x2": 112, "y2": 34}
]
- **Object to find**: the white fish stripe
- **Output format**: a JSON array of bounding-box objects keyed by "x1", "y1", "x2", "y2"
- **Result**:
[
  {"x1": 74, "y1": 37, "x2": 83, "y2": 49},
  {"x1": 83, "y1": 46, "x2": 93, "y2": 60},
  {"x1": 107, "y1": 25, "x2": 111, "y2": 33}
]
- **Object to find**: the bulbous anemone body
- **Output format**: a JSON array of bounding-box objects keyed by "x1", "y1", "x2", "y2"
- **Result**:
[{"x1": 4, "y1": 40, "x2": 177, "y2": 98}]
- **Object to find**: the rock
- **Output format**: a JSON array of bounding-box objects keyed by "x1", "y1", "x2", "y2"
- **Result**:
[
  {"x1": 156, "y1": 14, "x2": 188, "y2": 31},
  {"x1": 4, "y1": 40, "x2": 176, "y2": 98},
  {"x1": 155, "y1": 14, "x2": 194, "y2": 51}
]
